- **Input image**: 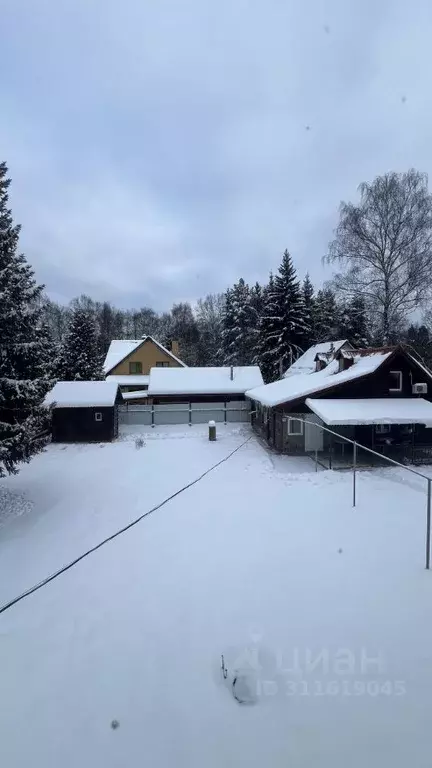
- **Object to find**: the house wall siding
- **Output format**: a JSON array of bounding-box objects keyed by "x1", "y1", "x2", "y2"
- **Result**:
[
  {"x1": 252, "y1": 348, "x2": 432, "y2": 458},
  {"x1": 109, "y1": 338, "x2": 182, "y2": 376},
  {"x1": 52, "y1": 407, "x2": 116, "y2": 442},
  {"x1": 150, "y1": 393, "x2": 246, "y2": 404}
]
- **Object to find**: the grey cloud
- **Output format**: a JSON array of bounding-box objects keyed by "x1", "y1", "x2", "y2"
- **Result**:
[{"x1": 1, "y1": 0, "x2": 432, "y2": 308}]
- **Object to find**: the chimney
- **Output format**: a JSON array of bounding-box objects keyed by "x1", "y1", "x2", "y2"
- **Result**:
[
  {"x1": 171, "y1": 340, "x2": 180, "y2": 357},
  {"x1": 230, "y1": 365, "x2": 234, "y2": 380}
]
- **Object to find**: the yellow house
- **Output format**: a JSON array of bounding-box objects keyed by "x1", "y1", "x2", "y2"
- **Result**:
[{"x1": 104, "y1": 336, "x2": 186, "y2": 392}]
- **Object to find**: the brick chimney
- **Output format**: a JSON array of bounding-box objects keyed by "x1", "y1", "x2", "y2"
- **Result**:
[{"x1": 171, "y1": 340, "x2": 180, "y2": 357}]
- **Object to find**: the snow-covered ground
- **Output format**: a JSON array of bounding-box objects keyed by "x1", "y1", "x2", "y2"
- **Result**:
[{"x1": 1, "y1": 425, "x2": 432, "y2": 767}]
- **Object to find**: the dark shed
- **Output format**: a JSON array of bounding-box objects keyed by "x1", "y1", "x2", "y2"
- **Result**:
[{"x1": 45, "y1": 381, "x2": 123, "y2": 442}]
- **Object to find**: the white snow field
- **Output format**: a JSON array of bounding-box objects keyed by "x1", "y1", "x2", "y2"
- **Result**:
[{"x1": 1, "y1": 425, "x2": 432, "y2": 767}]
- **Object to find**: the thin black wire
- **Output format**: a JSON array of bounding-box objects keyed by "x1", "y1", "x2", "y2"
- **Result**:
[{"x1": 0, "y1": 435, "x2": 253, "y2": 616}]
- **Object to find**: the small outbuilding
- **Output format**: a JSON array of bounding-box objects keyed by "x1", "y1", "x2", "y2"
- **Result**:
[{"x1": 44, "y1": 381, "x2": 123, "y2": 442}]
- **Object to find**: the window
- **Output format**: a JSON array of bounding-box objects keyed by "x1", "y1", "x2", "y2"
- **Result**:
[
  {"x1": 95, "y1": 412, "x2": 103, "y2": 422},
  {"x1": 129, "y1": 361, "x2": 142, "y2": 374},
  {"x1": 375, "y1": 424, "x2": 391, "y2": 434},
  {"x1": 389, "y1": 370, "x2": 402, "y2": 392},
  {"x1": 288, "y1": 418, "x2": 303, "y2": 436},
  {"x1": 156, "y1": 361, "x2": 170, "y2": 367}
]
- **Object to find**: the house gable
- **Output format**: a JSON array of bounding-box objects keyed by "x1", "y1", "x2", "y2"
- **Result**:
[
  {"x1": 106, "y1": 337, "x2": 185, "y2": 376},
  {"x1": 284, "y1": 340, "x2": 353, "y2": 378}
]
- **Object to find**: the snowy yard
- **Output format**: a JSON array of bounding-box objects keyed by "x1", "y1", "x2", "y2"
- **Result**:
[{"x1": 1, "y1": 425, "x2": 432, "y2": 767}]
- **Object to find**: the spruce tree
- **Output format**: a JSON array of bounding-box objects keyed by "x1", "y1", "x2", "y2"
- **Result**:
[
  {"x1": 169, "y1": 302, "x2": 200, "y2": 366},
  {"x1": 339, "y1": 295, "x2": 370, "y2": 347},
  {"x1": 312, "y1": 288, "x2": 341, "y2": 342},
  {"x1": 248, "y1": 282, "x2": 264, "y2": 363},
  {"x1": 57, "y1": 306, "x2": 103, "y2": 380},
  {"x1": 267, "y1": 250, "x2": 309, "y2": 371},
  {"x1": 255, "y1": 274, "x2": 281, "y2": 382},
  {"x1": 196, "y1": 293, "x2": 225, "y2": 366},
  {"x1": 230, "y1": 278, "x2": 254, "y2": 365},
  {"x1": 404, "y1": 324, "x2": 432, "y2": 370},
  {"x1": 220, "y1": 287, "x2": 237, "y2": 364},
  {"x1": 302, "y1": 274, "x2": 315, "y2": 348},
  {"x1": 0, "y1": 162, "x2": 52, "y2": 477}
]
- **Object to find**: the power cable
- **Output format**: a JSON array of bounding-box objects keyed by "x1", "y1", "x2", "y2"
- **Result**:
[{"x1": 0, "y1": 435, "x2": 253, "y2": 616}]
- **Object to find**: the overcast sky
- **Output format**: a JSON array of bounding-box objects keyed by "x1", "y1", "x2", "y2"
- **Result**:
[{"x1": 1, "y1": 0, "x2": 431, "y2": 310}]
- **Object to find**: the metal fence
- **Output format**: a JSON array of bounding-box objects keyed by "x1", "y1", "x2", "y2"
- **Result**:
[
  {"x1": 119, "y1": 401, "x2": 251, "y2": 427},
  {"x1": 285, "y1": 417, "x2": 432, "y2": 570}
]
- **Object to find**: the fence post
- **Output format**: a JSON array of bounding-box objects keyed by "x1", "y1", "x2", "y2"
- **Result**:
[
  {"x1": 224, "y1": 401, "x2": 227, "y2": 425},
  {"x1": 315, "y1": 449, "x2": 318, "y2": 472},
  {"x1": 329, "y1": 433, "x2": 332, "y2": 470},
  {"x1": 353, "y1": 441, "x2": 357, "y2": 507},
  {"x1": 151, "y1": 403, "x2": 155, "y2": 428},
  {"x1": 426, "y1": 479, "x2": 431, "y2": 570},
  {"x1": 189, "y1": 402, "x2": 192, "y2": 427}
]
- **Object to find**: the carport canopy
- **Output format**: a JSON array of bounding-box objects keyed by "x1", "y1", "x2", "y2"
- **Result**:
[{"x1": 305, "y1": 398, "x2": 432, "y2": 426}]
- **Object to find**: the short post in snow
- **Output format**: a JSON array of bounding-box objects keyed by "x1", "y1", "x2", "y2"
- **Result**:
[
  {"x1": 315, "y1": 449, "x2": 318, "y2": 472},
  {"x1": 426, "y1": 478, "x2": 431, "y2": 570},
  {"x1": 209, "y1": 420, "x2": 217, "y2": 441},
  {"x1": 353, "y1": 441, "x2": 357, "y2": 508}
]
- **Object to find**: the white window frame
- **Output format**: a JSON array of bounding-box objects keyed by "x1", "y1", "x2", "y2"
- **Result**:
[
  {"x1": 389, "y1": 370, "x2": 402, "y2": 392},
  {"x1": 375, "y1": 424, "x2": 391, "y2": 434},
  {"x1": 94, "y1": 412, "x2": 103, "y2": 422},
  {"x1": 288, "y1": 418, "x2": 304, "y2": 436}
]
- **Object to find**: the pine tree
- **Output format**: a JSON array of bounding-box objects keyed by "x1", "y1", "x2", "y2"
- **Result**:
[
  {"x1": 0, "y1": 162, "x2": 52, "y2": 477},
  {"x1": 266, "y1": 250, "x2": 309, "y2": 372},
  {"x1": 255, "y1": 274, "x2": 281, "y2": 382},
  {"x1": 57, "y1": 306, "x2": 103, "y2": 380},
  {"x1": 302, "y1": 274, "x2": 315, "y2": 348}
]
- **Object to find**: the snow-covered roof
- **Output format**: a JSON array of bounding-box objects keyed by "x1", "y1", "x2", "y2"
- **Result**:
[
  {"x1": 103, "y1": 340, "x2": 140, "y2": 373},
  {"x1": 106, "y1": 375, "x2": 150, "y2": 387},
  {"x1": 148, "y1": 366, "x2": 264, "y2": 395},
  {"x1": 122, "y1": 390, "x2": 149, "y2": 400},
  {"x1": 246, "y1": 351, "x2": 392, "y2": 407},
  {"x1": 103, "y1": 336, "x2": 186, "y2": 373},
  {"x1": 306, "y1": 397, "x2": 432, "y2": 426},
  {"x1": 284, "y1": 340, "x2": 349, "y2": 377},
  {"x1": 44, "y1": 381, "x2": 121, "y2": 408}
]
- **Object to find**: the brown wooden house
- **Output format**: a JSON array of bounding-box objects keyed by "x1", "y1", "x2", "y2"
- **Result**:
[{"x1": 246, "y1": 344, "x2": 432, "y2": 463}]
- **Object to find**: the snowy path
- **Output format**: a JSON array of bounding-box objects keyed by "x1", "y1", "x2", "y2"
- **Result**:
[{"x1": 0, "y1": 426, "x2": 432, "y2": 767}]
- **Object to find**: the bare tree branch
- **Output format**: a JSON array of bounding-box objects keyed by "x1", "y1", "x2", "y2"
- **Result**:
[{"x1": 326, "y1": 169, "x2": 432, "y2": 343}]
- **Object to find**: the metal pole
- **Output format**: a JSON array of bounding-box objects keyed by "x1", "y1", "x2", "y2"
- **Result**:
[
  {"x1": 426, "y1": 479, "x2": 431, "y2": 570},
  {"x1": 151, "y1": 403, "x2": 155, "y2": 428},
  {"x1": 315, "y1": 449, "x2": 318, "y2": 472},
  {"x1": 189, "y1": 402, "x2": 192, "y2": 427},
  {"x1": 353, "y1": 442, "x2": 357, "y2": 508}
]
